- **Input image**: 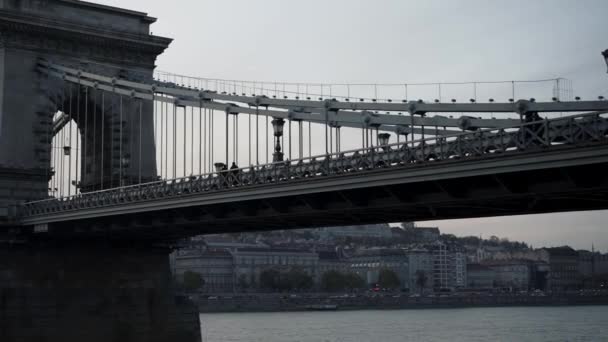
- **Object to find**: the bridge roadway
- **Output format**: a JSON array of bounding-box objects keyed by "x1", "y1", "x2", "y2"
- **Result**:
[{"x1": 11, "y1": 111, "x2": 608, "y2": 240}]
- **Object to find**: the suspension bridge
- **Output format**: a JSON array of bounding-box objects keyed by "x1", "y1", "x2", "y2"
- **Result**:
[
  {"x1": 6, "y1": 56, "x2": 608, "y2": 240},
  {"x1": 0, "y1": 1, "x2": 607, "y2": 341}
]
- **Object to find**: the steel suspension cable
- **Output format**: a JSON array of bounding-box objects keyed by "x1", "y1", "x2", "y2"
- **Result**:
[
  {"x1": 75, "y1": 77, "x2": 82, "y2": 193},
  {"x1": 151, "y1": 92, "x2": 156, "y2": 180},
  {"x1": 92, "y1": 85, "x2": 97, "y2": 189},
  {"x1": 248, "y1": 113, "x2": 252, "y2": 166},
  {"x1": 203, "y1": 106, "x2": 207, "y2": 174},
  {"x1": 288, "y1": 119, "x2": 292, "y2": 160},
  {"x1": 119, "y1": 95, "x2": 123, "y2": 186},
  {"x1": 266, "y1": 115, "x2": 269, "y2": 164},
  {"x1": 329, "y1": 124, "x2": 333, "y2": 155},
  {"x1": 139, "y1": 99, "x2": 143, "y2": 183},
  {"x1": 47, "y1": 92, "x2": 58, "y2": 196},
  {"x1": 233, "y1": 114, "x2": 237, "y2": 164},
  {"x1": 183, "y1": 105, "x2": 186, "y2": 178},
  {"x1": 308, "y1": 121, "x2": 311, "y2": 158},
  {"x1": 67, "y1": 83, "x2": 73, "y2": 197},
  {"x1": 110, "y1": 84, "x2": 115, "y2": 187},
  {"x1": 83, "y1": 86, "x2": 89, "y2": 190},
  {"x1": 337, "y1": 127, "x2": 341, "y2": 153},
  {"x1": 362, "y1": 124, "x2": 365, "y2": 149},
  {"x1": 299, "y1": 120, "x2": 303, "y2": 159},
  {"x1": 101, "y1": 90, "x2": 105, "y2": 190},
  {"x1": 173, "y1": 102, "x2": 177, "y2": 179},
  {"x1": 324, "y1": 109, "x2": 329, "y2": 156},
  {"x1": 199, "y1": 103, "x2": 202, "y2": 175},
  {"x1": 225, "y1": 110, "x2": 229, "y2": 166},
  {"x1": 59, "y1": 86, "x2": 65, "y2": 197},
  {"x1": 210, "y1": 109, "x2": 214, "y2": 171},
  {"x1": 164, "y1": 98, "x2": 168, "y2": 179},
  {"x1": 255, "y1": 106, "x2": 259, "y2": 165},
  {"x1": 50, "y1": 129, "x2": 55, "y2": 196}
]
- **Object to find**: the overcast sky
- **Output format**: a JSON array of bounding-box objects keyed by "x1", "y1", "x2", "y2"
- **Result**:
[{"x1": 95, "y1": 0, "x2": 608, "y2": 251}]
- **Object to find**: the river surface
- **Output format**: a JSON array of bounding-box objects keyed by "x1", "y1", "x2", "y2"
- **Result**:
[{"x1": 199, "y1": 305, "x2": 608, "y2": 342}]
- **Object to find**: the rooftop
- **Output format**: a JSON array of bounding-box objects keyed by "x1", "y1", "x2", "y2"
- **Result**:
[{"x1": 60, "y1": 0, "x2": 154, "y2": 21}]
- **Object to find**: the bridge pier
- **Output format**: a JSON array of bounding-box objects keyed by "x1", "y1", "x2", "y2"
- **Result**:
[{"x1": 0, "y1": 241, "x2": 201, "y2": 342}]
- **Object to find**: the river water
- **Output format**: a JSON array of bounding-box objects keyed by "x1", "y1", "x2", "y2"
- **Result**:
[{"x1": 199, "y1": 306, "x2": 608, "y2": 342}]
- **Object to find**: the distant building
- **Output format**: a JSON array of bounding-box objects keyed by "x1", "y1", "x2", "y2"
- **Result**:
[
  {"x1": 433, "y1": 243, "x2": 450, "y2": 289},
  {"x1": 540, "y1": 247, "x2": 580, "y2": 291},
  {"x1": 233, "y1": 247, "x2": 318, "y2": 290},
  {"x1": 483, "y1": 260, "x2": 532, "y2": 291},
  {"x1": 467, "y1": 264, "x2": 496, "y2": 289},
  {"x1": 319, "y1": 224, "x2": 393, "y2": 240},
  {"x1": 171, "y1": 248, "x2": 235, "y2": 293},
  {"x1": 401, "y1": 222, "x2": 441, "y2": 242},
  {"x1": 349, "y1": 248, "x2": 409, "y2": 289},
  {"x1": 205, "y1": 241, "x2": 266, "y2": 252},
  {"x1": 454, "y1": 248, "x2": 467, "y2": 288},
  {"x1": 578, "y1": 250, "x2": 608, "y2": 288},
  {"x1": 428, "y1": 242, "x2": 467, "y2": 290},
  {"x1": 316, "y1": 249, "x2": 349, "y2": 284},
  {"x1": 406, "y1": 247, "x2": 434, "y2": 292},
  {"x1": 578, "y1": 250, "x2": 608, "y2": 277}
]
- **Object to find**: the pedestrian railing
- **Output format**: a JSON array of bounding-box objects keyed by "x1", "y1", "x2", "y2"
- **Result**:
[{"x1": 18, "y1": 111, "x2": 608, "y2": 219}]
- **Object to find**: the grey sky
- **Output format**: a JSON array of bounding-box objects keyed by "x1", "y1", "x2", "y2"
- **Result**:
[{"x1": 95, "y1": 0, "x2": 608, "y2": 251}]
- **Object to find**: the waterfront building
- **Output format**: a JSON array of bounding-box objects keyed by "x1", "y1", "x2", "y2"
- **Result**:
[
  {"x1": 349, "y1": 248, "x2": 409, "y2": 289},
  {"x1": 578, "y1": 250, "x2": 608, "y2": 288},
  {"x1": 578, "y1": 250, "x2": 608, "y2": 277},
  {"x1": 406, "y1": 247, "x2": 434, "y2": 292},
  {"x1": 319, "y1": 224, "x2": 393, "y2": 240},
  {"x1": 540, "y1": 247, "x2": 580, "y2": 291},
  {"x1": 316, "y1": 249, "x2": 349, "y2": 284},
  {"x1": 171, "y1": 248, "x2": 235, "y2": 293},
  {"x1": 432, "y1": 243, "x2": 450, "y2": 290},
  {"x1": 483, "y1": 260, "x2": 531, "y2": 291},
  {"x1": 400, "y1": 222, "x2": 441, "y2": 242},
  {"x1": 232, "y1": 247, "x2": 318, "y2": 289},
  {"x1": 427, "y1": 242, "x2": 467, "y2": 291},
  {"x1": 467, "y1": 264, "x2": 496, "y2": 289},
  {"x1": 454, "y1": 248, "x2": 467, "y2": 288},
  {"x1": 205, "y1": 241, "x2": 266, "y2": 252}
]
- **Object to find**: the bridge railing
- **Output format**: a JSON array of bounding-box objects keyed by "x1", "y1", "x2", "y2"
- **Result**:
[{"x1": 18, "y1": 111, "x2": 608, "y2": 219}]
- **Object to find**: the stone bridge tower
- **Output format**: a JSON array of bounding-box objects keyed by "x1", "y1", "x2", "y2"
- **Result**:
[{"x1": 0, "y1": 0, "x2": 171, "y2": 221}]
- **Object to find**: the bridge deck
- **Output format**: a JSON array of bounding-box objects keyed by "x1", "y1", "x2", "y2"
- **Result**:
[{"x1": 10, "y1": 111, "x2": 608, "y2": 239}]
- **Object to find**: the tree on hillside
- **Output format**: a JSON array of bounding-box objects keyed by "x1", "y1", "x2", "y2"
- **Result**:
[{"x1": 377, "y1": 269, "x2": 400, "y2": 289}]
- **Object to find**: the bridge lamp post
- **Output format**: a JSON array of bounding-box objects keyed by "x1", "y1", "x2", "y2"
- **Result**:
[
  {"x1": 214, "y1": 162, "x2": 226, "y2": 173},
  {"x1": 603, "y1": 49, "x2": 608, "y2": 73},
  {"x1": 120, "y1": 157, "x2": 130, "y2": 187},
  {"x1": 378, "y1": 133, "x2": 391, "y2": 151},
  {"x1": 272, "y1": 118, "x2": 285, "y2": 162}
]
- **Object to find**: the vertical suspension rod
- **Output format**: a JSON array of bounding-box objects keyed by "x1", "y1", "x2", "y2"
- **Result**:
[{"x1": 101, "y1": 91, "x2": 105, "y2": 189}]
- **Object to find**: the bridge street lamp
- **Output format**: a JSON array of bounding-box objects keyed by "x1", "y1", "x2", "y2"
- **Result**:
[
  {"x1": 603, "y1": 49, "x2": 608, "y2": 73},
  {"x1": 378, "y1": 133, "x2": 391, "y2": 151},
  {"x1": 272, "y1": 118, "x2": 285, "y2": 162},
  {"x1": 214, "y1": 162, "x2": 226, "y2": 173}
]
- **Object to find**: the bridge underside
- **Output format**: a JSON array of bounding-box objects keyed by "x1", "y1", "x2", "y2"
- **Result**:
[{"x1": 9, "y1": 145, "x2": 608, "y2": 242}]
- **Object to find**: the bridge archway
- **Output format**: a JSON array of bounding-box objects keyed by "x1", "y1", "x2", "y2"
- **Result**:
[
  {"x1": 50, "y1": 85, "x2": 158, "y2": 195},
  {"x1": 0, "y1": 0, "x2": 171, "y2": 216}
]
